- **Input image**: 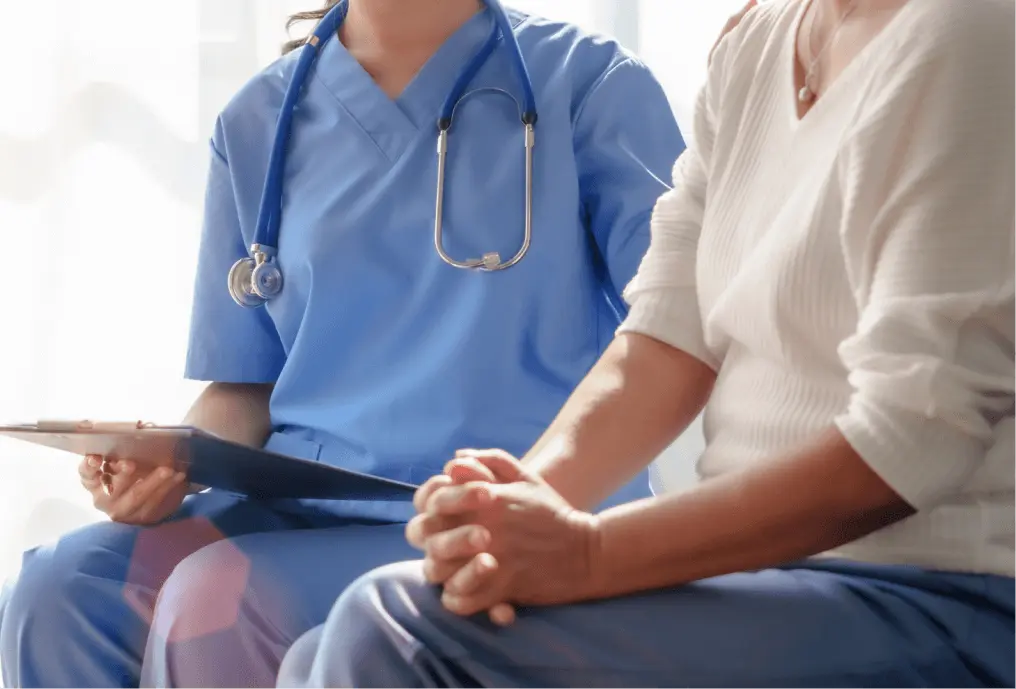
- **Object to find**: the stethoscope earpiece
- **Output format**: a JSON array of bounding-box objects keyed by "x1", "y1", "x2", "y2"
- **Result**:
[{"x1": 227, "y1": 257, "x2": 268, "y2": 308}]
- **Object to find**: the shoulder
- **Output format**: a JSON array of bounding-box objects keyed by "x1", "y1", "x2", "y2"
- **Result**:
[
  {"x1": 704, "y1": 0, "x2": 799, "y2": 110},
  {"x1": 509, "y1": 7, "x2": 635, "y2": 77},
  {"x1": 212, "y1": 51, "x2": 302, "y2": 158},
  {"x1": 898, "y1": 0, "x2": 1014, "y2": 56},
  {"x1": 870, "y1": 0, "x2": 1013, "y2": 86},
  {"x1": 859, "y1": 0, "x2": 1013, "y2": 126},
  {"x1": 507, "y1": 7, "x2": 662, "y2": 109},
  {"x1": 710, "y1": 0, "x2": 799, "y2": 75}
]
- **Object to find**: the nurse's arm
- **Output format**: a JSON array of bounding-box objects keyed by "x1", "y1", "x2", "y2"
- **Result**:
[
  {"x1": 178, "y1": 384, "x2": 272, "y2": 491},
  {"x1": 178, "y1": 382, "x2": 273, "y2": 492},
  {"x1": 183, "y1": 382, "x2": 274, "y2": 449}
]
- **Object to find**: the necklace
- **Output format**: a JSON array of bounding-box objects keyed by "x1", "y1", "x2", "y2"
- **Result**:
[{"x1": 799, "y1": 0, "x2": 858, "y2": 103}]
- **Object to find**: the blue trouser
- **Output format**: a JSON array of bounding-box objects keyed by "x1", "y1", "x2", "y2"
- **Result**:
[
  {"x1": 0, "y1": 490, "x2": 418, "y2": 687},
  {"x1": 0, "y1": 474, "x2": 651, "y2": 687},
  {"x1": 278, "y1": 558, "x2": 1016, "y2": 688}
]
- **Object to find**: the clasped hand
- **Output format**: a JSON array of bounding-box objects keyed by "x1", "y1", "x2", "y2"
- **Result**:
[{"x1": 406, "y1": 450, "x2": 600, "y2": 626}]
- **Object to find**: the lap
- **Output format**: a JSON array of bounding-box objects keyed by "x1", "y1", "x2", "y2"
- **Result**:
[
  {"x1": 21, "y1": 491, "x2": 295, "y2": 566},
  {"x1": 8, "y1": 492, "x2": 291, "y2": 596},
  {"x1": 328, "y1": 559, "x2": 1015, "y2": 687},
  {"x1": 141, "y1": 517, "x2": 420, "y2": 686},
  {"x1": 155, "y1": 521, "x2": 418, "y2": 637}
]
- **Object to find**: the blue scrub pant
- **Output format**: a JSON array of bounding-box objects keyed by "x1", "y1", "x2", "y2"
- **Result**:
[
  {"x1": 278, "y1": 559, "x2": 1016, "y2": 688},
  {"x1": 0, "y1": 491, "x2": 417, "y2": 687}
]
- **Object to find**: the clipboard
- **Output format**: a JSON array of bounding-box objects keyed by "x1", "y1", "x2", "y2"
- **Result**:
[{"x1": 0, "y1": 421, "x2": 417, "y2": 501}]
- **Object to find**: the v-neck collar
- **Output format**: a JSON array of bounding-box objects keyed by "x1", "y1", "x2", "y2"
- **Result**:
[
  {"x1": 785, "y1": 0, "x2": 919, "y2": 128},
  {"x1": 310, "y1": 6, "x2": 501, "y2": 162}
]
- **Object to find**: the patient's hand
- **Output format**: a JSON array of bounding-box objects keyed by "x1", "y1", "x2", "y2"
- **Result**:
[
  {"x1": 410, "y1": 450, "x2": 499, "y2": 516},
  {"x1": 410, "y1": 452, "x2": 596, "y2": 624},
  {"x1": 408, "y1": 449, "x2": 519, "y2": 625}
]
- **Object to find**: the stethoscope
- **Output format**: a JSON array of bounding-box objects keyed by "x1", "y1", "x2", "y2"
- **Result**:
[{"x1": 228, "y1": 0, "x2": 539, "y2": 308}]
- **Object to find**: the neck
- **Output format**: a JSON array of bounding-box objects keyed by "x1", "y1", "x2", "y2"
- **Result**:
[
  {"x1": 342, "y1": 0, "x2": 484, "y2": 52},
  {"x1": 822, "y1": 0, "x2": 854, "y2": 11}
]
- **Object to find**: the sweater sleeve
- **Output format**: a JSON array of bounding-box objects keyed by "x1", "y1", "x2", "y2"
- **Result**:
[
  {"x1": 833, "y1": 3, "x2": 1015, "y2": 510},
  {"x1": 616, "y1": 53, "x2": 721, "y2": 371}
]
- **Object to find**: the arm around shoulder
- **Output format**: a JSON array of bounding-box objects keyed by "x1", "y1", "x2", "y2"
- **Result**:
[{"x1": 572, "y1": 56, "x2": 684, "y2": 295}]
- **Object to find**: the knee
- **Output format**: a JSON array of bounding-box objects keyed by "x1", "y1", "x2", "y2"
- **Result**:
[
  {"x1": 2, "y1": 522, "x2": 130, "y2": 638},
  {"x1": 149, "y1": 538, "x2": 254, "y2": 645},
  {"x1": 333, "y1": 560, "x2": 442, "y2": 647},
  {"x1": 1, "y1": 520, "x2": 140, "y2": 675},
  {"x1": 279, "y1": 561, "x2": 439, "y2": 688}
]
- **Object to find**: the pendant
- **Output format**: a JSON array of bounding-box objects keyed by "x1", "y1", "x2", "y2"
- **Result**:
[{"x1": 798, "y1": 86, "x2": 814, "y2": 103}]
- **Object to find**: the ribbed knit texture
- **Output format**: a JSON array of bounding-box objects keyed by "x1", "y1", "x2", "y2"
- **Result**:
[{"x1": 620, "y1": 0, "x2": 1015, "y2": 577}]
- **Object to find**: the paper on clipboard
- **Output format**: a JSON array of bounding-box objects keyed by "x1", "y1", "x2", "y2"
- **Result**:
[{"x1": 0, "y1": 421, "x2": 418, "y2": 501}]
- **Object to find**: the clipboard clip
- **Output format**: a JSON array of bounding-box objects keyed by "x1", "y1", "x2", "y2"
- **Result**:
[{"x1": 35, "y1": 420, "x2": 156, "y2": 433}]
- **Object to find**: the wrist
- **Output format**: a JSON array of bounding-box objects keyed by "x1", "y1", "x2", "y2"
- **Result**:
[{"x1": 571, "y1": 510, "x2": 609, "y2": 602}]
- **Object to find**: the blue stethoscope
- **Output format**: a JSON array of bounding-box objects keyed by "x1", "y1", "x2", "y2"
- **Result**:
[{"x1": 229, "y1": 0, "x2": 539, "y2": 308}]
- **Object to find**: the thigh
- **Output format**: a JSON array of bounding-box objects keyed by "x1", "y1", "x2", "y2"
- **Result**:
[
  {"x1": 141, "y1": 523, "x2": 418, "y2": 687},
  {"x1": 0, "y1": 491, "x2": 301, "y2": 688},
  {"x1": 219, "y1": 522, "x2": 418, "y2": 636},
  {"x1": 3, "y1": 491, "x2": 295, "y2": 635},
  {"x1": 314, "y1": 559, "x2": 1006, "y2": 688}
]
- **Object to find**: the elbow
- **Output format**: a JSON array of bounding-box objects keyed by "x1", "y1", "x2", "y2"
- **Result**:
[
  {"x1": 189, "y1": 382, "x2": 274, "y2": 446},
  {"x1": 835, "y1": 330, "x2": 1010, "y2": 510},
  {"x1": 834, "y1": 393, "x2": 989, "y2": 512}
]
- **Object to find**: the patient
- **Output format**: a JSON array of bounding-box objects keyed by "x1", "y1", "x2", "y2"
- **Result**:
[{"x1": 278, "y1": 0, "x2": 1015, "y2": 686}]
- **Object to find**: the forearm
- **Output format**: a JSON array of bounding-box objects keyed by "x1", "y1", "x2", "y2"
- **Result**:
[
  {"x1": 524, "y1": 333, "x2": 716, "y2": 510},
  {"x1": 183, "y1": 382, "x2": 273, "y2": 449},
  {"x1": 585, "y1": 429, "x2": 915, "y2": 599}
]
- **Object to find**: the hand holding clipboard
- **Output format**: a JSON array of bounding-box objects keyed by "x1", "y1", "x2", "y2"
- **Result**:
[
  {"x1": 1, "y1": 420, "x2": 417, "y2": 524},
  {"x1": 18, "y1": 420, "x2": 198, "y2": 525}
]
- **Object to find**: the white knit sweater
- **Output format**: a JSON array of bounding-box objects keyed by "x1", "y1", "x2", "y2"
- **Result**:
[{"x1": 620, "y1": 0, "x2": 1015, "y2": 577}]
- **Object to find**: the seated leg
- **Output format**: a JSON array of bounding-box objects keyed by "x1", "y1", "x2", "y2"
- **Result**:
[
  {"x1": 140, "y1": 522, "x2": 416, "y2": 688},
  {"x1": 0, "y1": 492, "x2": 288, "y2": 688},
  {"x1": 279, "y1": 558, "x2": 1015, "y2": 688}
]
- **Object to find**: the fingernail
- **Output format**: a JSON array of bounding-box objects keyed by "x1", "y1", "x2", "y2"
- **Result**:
[
  {"x1": 121, "y1": 462, "x2": 135, "y2": 475},
  {"x1": 441, "y1": 593, "x2": 462, "y2": 613},
  {"x1": 478, "y1": 553, "x2": 495, "y2": 571},
  {"x1": 87, "y1": 457, "x2": 100, "y2": 468},
  {"x1": 173, "y1": 472, "x2": 186, "y2": 483},
  {"x1": 158, "y1": 468, "x2": 172, "y2": 479}
]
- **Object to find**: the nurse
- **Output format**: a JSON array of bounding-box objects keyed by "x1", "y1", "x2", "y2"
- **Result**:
[{"x1": 0, "y1": 0, "x2": 689, "y2": 687}]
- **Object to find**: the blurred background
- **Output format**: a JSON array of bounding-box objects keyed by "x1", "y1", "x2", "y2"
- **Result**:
[{"x1": 0, "y1": 0, "x2": 747, "y2": 585}]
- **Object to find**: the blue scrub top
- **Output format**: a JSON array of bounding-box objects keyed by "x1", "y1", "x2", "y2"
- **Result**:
[{"x1": 185, "y1": 7, "x2": 684, "y2": 519}]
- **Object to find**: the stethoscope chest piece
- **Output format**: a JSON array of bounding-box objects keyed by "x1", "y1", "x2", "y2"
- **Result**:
[
  {"x1": 227, "y1": 244, "x2": 283, "y2": 308},
  {"x1": 251, "y1": 259, "x2": 283, "y2": 299}
]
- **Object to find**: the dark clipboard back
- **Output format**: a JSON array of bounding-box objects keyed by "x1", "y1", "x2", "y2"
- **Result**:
[{"x1": 0, "y1": 422, "x2": 417, "y2": 501}]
